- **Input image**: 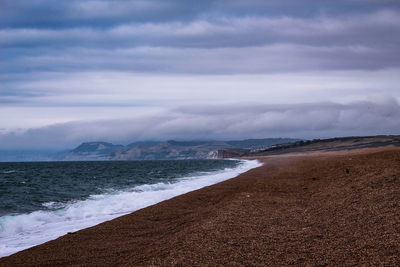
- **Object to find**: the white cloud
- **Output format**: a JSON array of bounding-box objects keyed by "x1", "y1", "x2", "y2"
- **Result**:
[{"x1": 2, "y1": 69, "x2": 399, "y2": 107}]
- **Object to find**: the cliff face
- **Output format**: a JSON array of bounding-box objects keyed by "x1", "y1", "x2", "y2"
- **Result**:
[
  {"x1": 111, "y1": 141, "x2": 225, "y2": 160},
  {"x1": 61, "y1": 138, "x2": 299, "y2": 161}
]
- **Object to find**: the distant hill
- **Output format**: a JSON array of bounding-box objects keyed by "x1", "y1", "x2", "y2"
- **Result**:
[
  {"x1": 218, "y1": 135, "x2": 400, "y2": 158},
  {"x1": 226, "y1": 138, "x2": 297, "y2": 150},
  {"x1": 61, "y1": 138, "x2": 301, "y2": 161},
  {"x1": 60, "y1": 142, "x2": 124, "y2": 161},
  {"x1": 5, "y1": 136, "x2": 398, "y2": 162}
]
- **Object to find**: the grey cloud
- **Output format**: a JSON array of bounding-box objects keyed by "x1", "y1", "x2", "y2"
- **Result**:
[
  {"x1": 1, "y1": 0, "x2": 399, "y2": 29},
  {"x1": 1, "y1": 98, "x2": 399, "y2": 149},
  {"x1": 2, "y1": 11, "x2": 399, "y2": 75},
  {"x1": 2, "y1": 11, "x2": 400, "y2": 49},
  {"x1": 0, "y1": 0, "x2": 213, "y2": 28},
  {"x1": 1, "y1": 1, "x2": 399, "y2": 150},
  {"x1": 3, "y1": 44, "x2": 398, "y2": 75}
]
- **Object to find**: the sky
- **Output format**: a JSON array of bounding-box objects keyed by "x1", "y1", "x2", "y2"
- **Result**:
[{"x1": 1, "y1": 0, "x2": 400, "y2": 149}]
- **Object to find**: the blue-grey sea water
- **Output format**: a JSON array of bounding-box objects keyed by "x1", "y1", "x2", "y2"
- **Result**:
[
  {"x1": 0, "y1": 159, "x2": 261, "y2": 257},
  {"x1": 0, "y1": 160, "x2": 239, "y2": 217}
]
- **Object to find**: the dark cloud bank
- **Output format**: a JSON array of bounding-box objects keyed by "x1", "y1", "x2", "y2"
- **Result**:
[{"x1": 1, "y1": 1, "x2": 400, "y2": 75}]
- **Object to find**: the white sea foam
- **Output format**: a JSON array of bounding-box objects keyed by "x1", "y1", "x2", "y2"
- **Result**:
[{"x1": 0, "y1": 160, "x2": 261, "y2": 258}]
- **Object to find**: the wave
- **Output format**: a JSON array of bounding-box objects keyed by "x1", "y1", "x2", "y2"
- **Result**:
[
  {"x1": 0, "y1": 159, "x2": 261, "y2": 258},
  {"x1": 0, "y1": 170, "x2": 20, "y2": 174}
]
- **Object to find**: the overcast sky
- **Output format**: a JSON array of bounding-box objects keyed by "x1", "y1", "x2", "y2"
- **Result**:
[{"x1": 1, "y1": 0, "x2": 400, "y2": 149}]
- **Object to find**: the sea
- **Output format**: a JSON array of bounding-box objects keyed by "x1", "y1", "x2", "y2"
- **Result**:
[{"x1": 0, "y1": 159, "x2": 261, "y2": 257}]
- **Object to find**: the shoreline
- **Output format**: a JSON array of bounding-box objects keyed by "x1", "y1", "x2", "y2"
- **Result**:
[
  {"x1": 0, "y1": 159, "x2": 261, "y2": 258},
  {"x1": 1, "y1": 147, "x2": 400, "y2": 266}
]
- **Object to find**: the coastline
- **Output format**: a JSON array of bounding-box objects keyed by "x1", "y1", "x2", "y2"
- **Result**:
[
  {"x1": 1, "y1": 147, "x2": 400, "y2": 266},
  {"x1": 0, "y1": 159, "x2": 260, "y2": 258}
]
